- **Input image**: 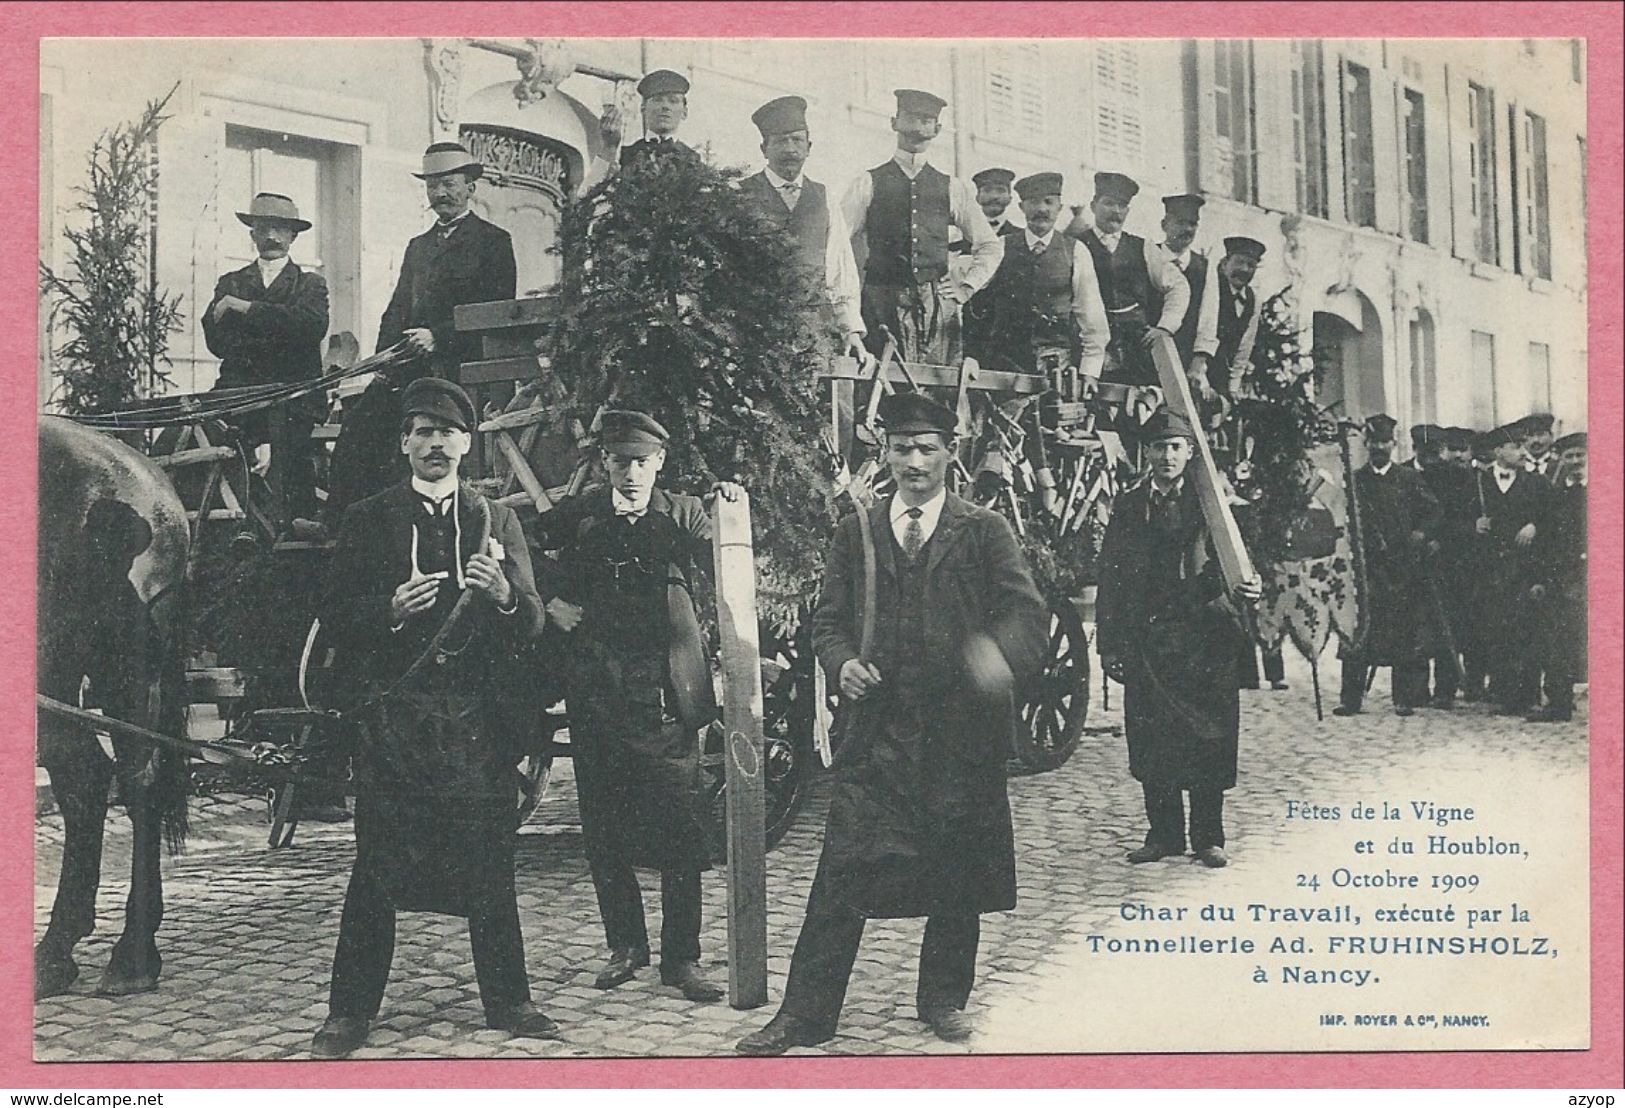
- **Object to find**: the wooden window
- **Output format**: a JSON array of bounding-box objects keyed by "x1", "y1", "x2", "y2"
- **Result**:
[
  {"x1": 1212, "y1": 40, "x2": 1256, "y2": 203},
  {"x1": 1341, "y1": 61, "x2": 1376, "y2": 228},
  {"x1": 1527, "y1": 341, "x2": 1553, "y2": 414},
  {"x1": 1522, "y1": 111, "x2": 1552, "y2": 279},
  {"x1": 1093, "y1": 42, "x2": 1143, "y2": 169},
  {"x1": 985, "y1": 42, "x2": 1046, "y2": 145},
  {"x1": 1471, "y1": 329, "x2": 1497, "y2": 426},
  {"x1": 1466, "y1": 82, "x2": 1500, "y2": 264},
  {"x1": 1290, "y1": 40, "x2": 1329, "y2": 218},
  {"x1": 1402, "y1": 88, "x2": 1429, "y2": 242}
]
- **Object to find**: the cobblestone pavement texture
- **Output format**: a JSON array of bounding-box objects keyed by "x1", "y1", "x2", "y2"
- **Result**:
[{"x1": 34, "y1": 655, "x2": 1587, "y2": 1062}]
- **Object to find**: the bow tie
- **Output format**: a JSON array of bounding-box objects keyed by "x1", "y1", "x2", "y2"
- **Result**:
[{"x1": 615, "y1": 506, "x2": 647, "y2": 520}]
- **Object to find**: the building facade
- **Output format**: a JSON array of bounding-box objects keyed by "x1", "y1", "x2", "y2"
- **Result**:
[{"x1": 39, "y1": 37, "x2": 1588, "y2": 431}]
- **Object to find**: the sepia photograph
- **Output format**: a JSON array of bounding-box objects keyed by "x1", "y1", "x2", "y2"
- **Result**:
[{"x1": 25, "y1": 21, "x2": 1610, "y2": 1077}]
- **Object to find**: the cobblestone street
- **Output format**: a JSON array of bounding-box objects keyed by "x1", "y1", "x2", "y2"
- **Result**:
[{"x1": 34, "y1": 652, "x2": 1588, "y2": 1062}]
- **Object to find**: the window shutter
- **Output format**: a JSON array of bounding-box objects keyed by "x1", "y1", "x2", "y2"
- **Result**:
[
  {"x1": 1092, "y1": 42, "x2": 1143, "y2": 171},
  {"x1": 985, "y1": 42, "x2": 1046, "y2": 147}
]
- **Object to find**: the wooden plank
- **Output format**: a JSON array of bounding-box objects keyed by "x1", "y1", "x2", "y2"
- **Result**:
[
  {"x1": 309, "y1": 424, "x2": 342, "y2": 441},
  {"x1": 154, "y1": 446, "x2": 236, "y2": 469},
  {"x1": 186, "y1": 667, "x2": 247, "y2": 700},
  {"x1": 711, "y1": 492, "x2": 768, "y2": 1009},
  {"x1": 477, "y1": 406, "x2": 551, "y2": 434},
  {"x1": 816, "y1": 357, "x2": 1046, "y2": 395},
  {"x1": 480, "y1": 332, "x2": 546, "y2": 359},
  {"x1": 458, "y1": 357, "x2": 543, "y2": 387},
  {"x1": 1148, "y1": 334, "x2": 1256, "y2": 592},
  {"x1": 453, "y1": 295, "x2": 562, "y2": 333},
  {"x1": 493, "y1": 430, "x2": 554, "y2": 512}
]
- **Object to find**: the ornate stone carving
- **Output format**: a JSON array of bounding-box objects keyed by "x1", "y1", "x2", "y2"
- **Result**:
[
  {"x1": 423, "y1": 38, "x2": 464, "y2": 139},
  {"x1": 514, "y1": 38, "x2": 577, "y2": 105}
]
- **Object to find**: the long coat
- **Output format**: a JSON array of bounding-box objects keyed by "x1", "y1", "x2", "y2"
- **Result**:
[
  {"x1": 528, "y1": 486, "x2": 718, "y2": 872},
  {"x1": 200, "y1": 260, "x2": 329, "y2": 445},
  {"x1": 322, "y1": 482, "x2": 542, "y2": 916},
  {"x1": 1419, "y1": 463, "x2": 1477, "y2": 645},
  {"x1": 1464, "y1": 468, "x2": 1550, "y2": 660},
  {"x1": 1535, "y1": 477, "x2": 1586, "y2": 676},
  {"x1": 1096, "y1": 478, "x2": 1247, "y2": 790},
  {"x1": 811, "y1": 492, "x2": 1047, "y2": 918},
  {"x1": 1348, "y1": 464, "x2": 1446, "y2": 663}
]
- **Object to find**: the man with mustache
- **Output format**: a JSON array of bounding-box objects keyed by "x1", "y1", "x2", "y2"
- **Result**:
[
  {"x1": 1156, "y1": 194, "x2": 1208, "y2": 371},
  {"x1": 737, "y1": 392, "x2": 1047, "y2": 1053},
  {"x1": 202, "y1": 192, "x2": 328, "y2": 525},
  {"x1": 1062, "y1": 172, "x2": 1189, "y2": 386},
  {"x1": 311, "y1": 376, "x2": 551, "y2": 1058},
  {"x1": 841, "y1": 89, "x2": 1003, "y2": 366},
  {"x1": 527, "y1": 411, "x2": 743, "y2": 1003},
  {"x1": 738, "y1": 94, "x2": 866, "y2": 364},
  {"x1": 326, "y1": 142, "x2": 516, "y2": 519},
  {"x1": 1191, "y1": 236, "x2": 1266, "y2": 400}
]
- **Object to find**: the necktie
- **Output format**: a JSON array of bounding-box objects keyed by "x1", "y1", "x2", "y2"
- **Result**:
[
  {"x1": 1031, "y1": 238, "x2": 1047, "y2": 256},
  {"x1": 780, "y1": 183, "x2": 800, "y2": 210},
  {"x1": 902, "y1": 507, "x2": 925, "y2": 562}
]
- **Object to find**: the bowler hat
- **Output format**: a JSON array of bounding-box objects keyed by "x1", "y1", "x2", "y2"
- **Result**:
[
  {"x1": 413, "y1": 142, "x2": 484, "y2": 181},
  {"x1": 1015, "y1": 171, "x2": 1064, "y2": 200},
  {"x1": 235, "y1": 192, "x2": 312, "y2": 232},
  {"x1": 1092, "y1": 171, "x2": 1139, "y2": 201},
  {"x1": 972, "y1": 167, "x2": 1016, "y2": 189},
  {"x1": 893, "y1": 88, "x2": 948, "y2": 117},
  {"x1": 1141, "y1": 406, "x2": 1195, "y2": 443},
  {"x1": 1161, "y1": 193, "x2": 1205, "y2": 218},
  {"x1": 877, "y1": 392, "x2": 957, "y2": 436},
  {"x1": 1224, "y1": 236, "x2": 1267, "y2": 260},
  {"x1": 752, "y1": 95, "x2": 808, "y2": 137},
  {"x1": 402, "y1": 376, "x2": 476, "y2": 432},
  {"x1": 599, "y1": 409, "x2": 670, "y2": 457},
  {"x1": 638, "y1": 69, "x2": 690, "y2": 98}
]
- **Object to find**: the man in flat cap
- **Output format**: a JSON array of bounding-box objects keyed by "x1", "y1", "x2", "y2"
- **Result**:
[
  {"x1": 327, "y1": 142, "x2": 516, "y2": 519},
  {"x1": 1332, "y1": 414, "x2": 1445, "y2": 718},
  {"x1": 1191, "y1": 236, "x2": 1266, "y2": 401},
  {"x1": 1155, "y1": 194, "x2": 1208, "y2": 370},
  {"x1": 1462, "y1": 422, "x2": 1550, "y2": 712},
  {"x1": 1518, "y1": 413, "x2": 1558, "y2": 479},
  {"x1": 527, "y1": 412, "x2": 743, "y2": 1003},
  {"x1": 956, "y1": 167, "x2": 1021, "y2": 362},
  {"x1": 1409, "y1": 421, "x2": 1476, "y2": 708},
  {"x1": 840, "y1": 89, "x2": 1004, "y2": 365},
  {"x1": 977, "y1": 171, "x2": 1108, "y2": 385},
  {"x1": 738, "y1": 391, "x2": 1046, "y2": 1054},
  {"x1": 1441, "y1": 426, "x2": 1476, "y2": 472},
  {"x1": 1097, "y1": 406, "x2": 1262, "y2": 869},
  {"x1": 1408, "y1": 423, "x2": 1442, "y2": 472},
  {"x1": 1528, "y1": 431, "x2": 1586, "y2": 722},
  {"x1": 740, "y1": 94, "x2": 866, "y2": 363},
  {"x1": 619, "y1": 69, "x2": 700, "y2": 169},
  {"x1": 202, "y1": 192, "x2": 329, "y2": 525},
  {"x1": 1062, "y1": 172, "x2": 1189, "y2": 386},
  {"x1": 311, "y1": 376, "x2": 551, "y2": 1058}
]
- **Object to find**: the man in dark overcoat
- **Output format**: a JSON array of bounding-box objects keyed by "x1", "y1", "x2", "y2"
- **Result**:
[
  {"x1": 736, "y1": 392, "x2": 1047, "y2": 1054},
  {"x1": 1527, "y1": 431, "x2": 1586, "y2": 722},
  {"x1": 310, "y1": 377, "x2": 553, "y2": 1058},
  {"x1": 326, "y1": 142, "x2": 517, "y2": 519},
  {"x1": 1096, "y1": 407, "x2": 1261, "y2": 869},
  {"x1": 1464, "y1": 422, "x2": 1551, "y2": 713},
  {"x1": 1411, "y1": 423, "x2": 1476, "y2": 708},
  {"x1": 527, "y1": 411, "x2": 740, "y2": 1003},
  {"x1": 1333, "y1": 414, "x2": 1445, "y2": 717},
  {"x1": 201, "y1": 191, "x2": 328, "y2": 523}
]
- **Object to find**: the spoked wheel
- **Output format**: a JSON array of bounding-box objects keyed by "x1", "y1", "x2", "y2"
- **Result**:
[
  {"x1": 700, "y1": 617, "x2": 819, "y2": 865},
  {"x1": 1013, "y1": 594, "x2": 1091, "y2": 772}
]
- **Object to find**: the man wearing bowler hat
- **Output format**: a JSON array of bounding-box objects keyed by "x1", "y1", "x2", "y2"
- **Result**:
[
  {"x1": 1095, "y1": 407, "x2": 1262, "y2": 870},
  {"x1": 311, "y1": 376, "x2": 551, "y2": 1058},
  {"x1": 1156, "y1": 194, "x2": 1208, "y2": 370},
  {"x1": 1191, "y1": 236, "x2": 1267, "y2": 400},
  {"x1": 737, "y1": 391, "x2": 1047, "y2": 1054},
  {"x1": 202, "y1": 192, "x2": 329, "y2": 524},
  {"x1": 740, "y1": 94, "x2": 866, "y2": 363},
  {"x1": 1062, "y1": 171, "x2": 1189, "y2": 387},
  {"x1": 327, "y1": 142, "x2": 516, "y2": 519},
  {"x1": 527, "y1": 411, "x2": 743, "y2": 1003},
  {"x1": 841, "y1": 89, "x2": 1004, "y2": 365}
]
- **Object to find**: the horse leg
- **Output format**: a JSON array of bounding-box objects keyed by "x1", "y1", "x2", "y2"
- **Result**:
[
  {"x1": 99, "y1": 751, "x2": 164, "y2": 996},
  {"x1": 35, "y1": 726, "x2": 114, "y2": 1000}
]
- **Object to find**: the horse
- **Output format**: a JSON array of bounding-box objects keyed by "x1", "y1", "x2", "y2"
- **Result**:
[{"x1": 36, "y1": 416, "x2": 191, "y2": 999}]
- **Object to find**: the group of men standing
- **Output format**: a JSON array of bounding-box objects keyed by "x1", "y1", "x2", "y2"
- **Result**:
[{"x1": 1336, "y1": 412, "x2": 1588, "y2": 724}]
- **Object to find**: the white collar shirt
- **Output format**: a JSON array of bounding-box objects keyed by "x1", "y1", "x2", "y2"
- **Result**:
[
  {"x1": 889, "y1": 488, "x2": 946, "y2": 547},
  {"x1": 1024, "y1": 228, "x2": 1058, "y2": 252},
  {"x1": 611, "y1": 489, "x2": 652, "y2": 518},
  {"x1": 256, "y1": 255, "x2": 290, "y2": 287}
]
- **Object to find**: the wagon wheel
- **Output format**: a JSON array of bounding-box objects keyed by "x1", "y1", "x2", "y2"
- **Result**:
[
  {"x1": 1013, "y1": 594, "x2": 1091, "y2": 771},
  {"x1": 700, "y1": 617, "x2": 819, "y2": 864}
]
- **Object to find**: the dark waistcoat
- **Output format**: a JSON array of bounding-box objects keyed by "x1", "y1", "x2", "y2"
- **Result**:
[
  {"x1": 1172, "y1": 251, "x2": 1208, "y2": 364},
  {"x1": 1213, "y1": 277, "x2": 1257, "y2": 372},
  {"x1": 740, "y1": 171, "x2": 829, "y2": 287},
  {"x1": 1082, "y1": 230, "x2": 1160, "y2": 324},
  {"x1": 986, "y1": 234, "x2": 1074, "y2": 352},
  {"x1": 865, "y1": 161, "x2": 951, "y2": 286}
]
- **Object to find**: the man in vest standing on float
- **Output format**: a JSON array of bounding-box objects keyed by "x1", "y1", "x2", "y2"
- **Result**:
[
  {"x1": 739, "y1": 95, "x2": 866, "y2": 364},
  {"x1": 1062, "y1": 172, "x2": 1188, "y2": 387},
  {"x1": 841, "y1": 89, "x2": 1003, "y2": 366},
  {"x1": 958, "y1": 167, "x2": 1020, "y2": 365},
  {"x1": 1155, "y1": 194, "x2": 1208, "y2": 374},
  {"x1": 1191, "y1": 236, "x2": 1266, "y2": 401}
]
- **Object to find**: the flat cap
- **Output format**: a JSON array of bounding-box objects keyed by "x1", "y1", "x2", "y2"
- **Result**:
[
  {"x1": 1444, "y1": 426, "x2": 1476, "y2": 450},
  {"x1": 972, "y1": 167, "x2": 1016, "y2": 189},
  {"x1": 878, "y1": 391, "x2": 957, "y2": 436},
  {"x1": 598, "y1": 409, "x2": 670, "y2": 457},
  {"x1": 1516, "y1": 412, "x2": 1555, "y2": 435},
  {"x1": 1224, "y1": 236, "x2": 1267, "y2": 260},
  {"x1": 1092, "y1": 171, "x2": 1140, "y2": 201},
  {"x1": 1015, "y1": 171, "x2": 1064, "y2": 200},
  {"x1": 1554, "y1": 431, "x2": 1587, "y2": 452},
  {"x1": 751, "y1": 94, "x2": 808, "y2": 137},
  {"x1": 1410, "y1": 423, "x2": 1442, "y2": 448},
  {"x1": 893, "y1": 88, "x2": 948, "y2": 117},
  {"x1": 236, "y1": 192, "x2": 312, "y2": 231},
  {"x1": 1479, "y1": 422, "x2": 1526, "y2": 449},
  {"x1": 1141, "y1": 406, "x2": 1196, "y2": 443},
  {"x1": 1161, "y1": 193, "x2": 1205, "y2": 217},
  {"x1": 414, "y1": 141, "x2": 484, "y2": 181},
  {"x1": 402, "y1": 376, "x2": 476, "y2": 432},
  {"x1": 1363, "y1": 413, "x2": 1398, "y2": 440},
  {"x1": 638, "y1": 69, "x2": 690, "y2": 98}
]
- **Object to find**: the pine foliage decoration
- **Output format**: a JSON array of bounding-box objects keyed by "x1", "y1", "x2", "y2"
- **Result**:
[
  {"x1": 547, "y1": 151, "x2": 839, "y2": 623},
  {"x1": 40, "y1": 87, "x2": 183, "y2": 416}
]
